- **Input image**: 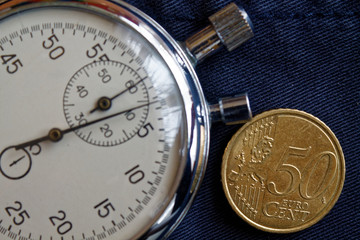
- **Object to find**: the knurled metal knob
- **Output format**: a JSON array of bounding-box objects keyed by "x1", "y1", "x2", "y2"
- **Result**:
[
  {"x1": 184, "y1": 2, "x2": 254, "y2": 64},
  {"x1": 209, "y1": 2, "x2": 254, "y2": 51}
]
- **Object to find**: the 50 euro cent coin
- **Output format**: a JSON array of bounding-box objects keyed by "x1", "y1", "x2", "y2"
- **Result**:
[{"x1": 221, "y1": 109, "x2": 345, "y2": 233}]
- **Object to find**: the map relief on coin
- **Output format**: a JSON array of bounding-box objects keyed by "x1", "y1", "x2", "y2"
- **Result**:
[{"x1": 222, "y1": 109, "x2": 345, "y2": 233}]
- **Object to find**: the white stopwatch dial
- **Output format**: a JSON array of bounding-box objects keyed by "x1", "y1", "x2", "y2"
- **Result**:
[{"x1": 0, "y1": 1, "x2": 211, "y2": 239}]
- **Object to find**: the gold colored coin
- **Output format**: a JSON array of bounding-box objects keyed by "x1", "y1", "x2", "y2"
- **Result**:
[{"x1": 221, "y1": 109, "x2": 345, "y2": 233}]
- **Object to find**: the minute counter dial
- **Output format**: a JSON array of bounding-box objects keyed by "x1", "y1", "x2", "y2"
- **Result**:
[{"x1": 63, "y1": 61, "x2": 150, "y2": 146}]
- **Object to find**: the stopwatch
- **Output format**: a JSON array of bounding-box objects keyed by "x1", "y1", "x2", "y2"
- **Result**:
[{"x1": 0, "y1": 0, "x2": 253, "y2": 239}]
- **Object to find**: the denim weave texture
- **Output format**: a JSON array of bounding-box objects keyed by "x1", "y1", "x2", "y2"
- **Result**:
[{"x1": 127, "y1": 0, "x2": 360, "y2": 239}]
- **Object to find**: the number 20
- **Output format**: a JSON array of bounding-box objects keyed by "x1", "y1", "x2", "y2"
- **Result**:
[{"x1": 49, "y1": 210, "x2": 73, "y2": 235}]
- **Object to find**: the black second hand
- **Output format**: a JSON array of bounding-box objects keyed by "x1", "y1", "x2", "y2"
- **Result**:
[
  {"x1": 89, "y1": 76, "x2": 148, "y2": 113},
  {"x1": 14, "y1": 101, "x2": 157, "y2": 150}
]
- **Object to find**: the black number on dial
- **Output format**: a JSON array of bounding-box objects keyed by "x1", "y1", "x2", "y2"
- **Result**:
[
  {"x1": 94, "y1": 198, "x2": 115, "y2": 218},
  {"x1": 75, "y1": 112, "x2": 88, "y2": 125},
  {"x1": 125, "y1": 80, "x2": 138, "y2": 94},
  {"x1": 42, "y1": 34, "x2": 65, "y2": 60},
  {"x1": 76, "y1": 85, "x2": 89, "y2": 98},
  {"x1": 1, "y1": 54, "x2": 23, "y2": 74},
  {"x1": 5, "y1": 201, "x2": 30, "y2": 225},
  {"x1": 28, "y1": 143, "x2": 41, "y2": 156},
  {"x1": 125, "y1": 165, "x2": 145, "y2": 184},
  {"x1": 98, "y1": 68, "x2": 112, "y2": 83},
  {"x1": 49, "y1": 210, "x2": 73, "y2": 235},
  {"x1": 138, "y1": 123, "x2": 154, "y2": 138},
  {"x1": 86, "y1": 43, "x2": 110, "y2": 61},
  {"x1": 100, "y1": 123, "x2": 113, "y2": 138}
]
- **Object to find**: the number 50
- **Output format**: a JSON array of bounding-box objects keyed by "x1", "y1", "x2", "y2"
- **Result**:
[{"x1": 268, "y1": 146, "x2": 337, "y2": 200}]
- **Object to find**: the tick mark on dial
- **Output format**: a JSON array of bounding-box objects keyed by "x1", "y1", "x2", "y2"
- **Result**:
[
  {"x1": 122, "y1": 130, "x2": 129, "y2": 139},
  {"x1": 86, "y1": 131, "x2": 92, "y2": 142},
  {"x1": 120, "y1": 65, "x2": 125, "y2": 75},
  {"x1": 83, "y1": 68, "x2": 89, "y2": 77}
]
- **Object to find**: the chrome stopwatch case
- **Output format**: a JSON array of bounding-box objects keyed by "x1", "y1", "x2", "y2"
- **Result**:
[{"x1": 0, "y1": 0, "x2": 253, "y2": 239}]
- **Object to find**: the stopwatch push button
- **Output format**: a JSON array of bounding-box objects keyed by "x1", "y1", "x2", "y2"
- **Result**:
[{"x1": 210, "y1": 93, "x2": 252, "y2": 125}]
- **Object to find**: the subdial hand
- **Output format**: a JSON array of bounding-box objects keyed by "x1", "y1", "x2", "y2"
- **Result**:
[
  {"x1": 11, "y1": 101, "x2": 157, "y2": 150},
  {"x1": 89, "y1": 76, "x2": 148, "y2": 113},
  {"x1": 9, "y1": 155, "x2": 25, "y2": 167}
]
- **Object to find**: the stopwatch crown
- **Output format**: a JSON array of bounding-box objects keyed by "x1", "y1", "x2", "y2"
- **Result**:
[
  {"x1": 209, "y1": 2, "x2": 254, "y2": 51},
  {"x1": 183, "y1": 2, "x2": 254, "y2": 64}
]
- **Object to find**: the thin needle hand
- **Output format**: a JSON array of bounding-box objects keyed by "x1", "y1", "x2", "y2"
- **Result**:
[
  {"x1": 9, "y1": 155, "x2": 25, "y2": 167},
  {"x1": 13, "y1": 101, "x2": 157, "y2": 150},
  {"x1": 89, "y1": 76, "x2": 148, "y2": 113}
]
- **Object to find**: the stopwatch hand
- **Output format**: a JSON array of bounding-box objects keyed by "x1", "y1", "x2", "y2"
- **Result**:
[
  {"x1": 89, "y1": 76, "x2": 148, "y2": 113},
  {"x1": 12, "y1": 101, "x2": 157, "y2": 150}
]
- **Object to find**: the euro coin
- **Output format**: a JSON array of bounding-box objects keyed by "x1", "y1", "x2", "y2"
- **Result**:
[{"x1": 221, "y1": 109, "x2": 345, "y2": 233}]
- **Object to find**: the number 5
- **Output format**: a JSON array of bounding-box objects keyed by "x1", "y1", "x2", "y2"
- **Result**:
[
  {"x1": 137, "y1": 123, "x2": 153, "y2": 138},
  {"x1": 267, "y1": 146, "x2": 310, "y2": 195}
]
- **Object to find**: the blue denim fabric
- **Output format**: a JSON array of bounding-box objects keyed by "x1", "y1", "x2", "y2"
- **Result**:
[{"x1": 127, "y1": 0, "x2": 359, "y2": 239}]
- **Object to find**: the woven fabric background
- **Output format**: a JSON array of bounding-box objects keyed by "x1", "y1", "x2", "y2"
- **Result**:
[{"x1": 126, "y1": 0, "x2": 360, "y2": 239}]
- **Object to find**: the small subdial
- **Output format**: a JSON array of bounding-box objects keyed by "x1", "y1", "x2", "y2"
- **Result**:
[
  {"x1": 0, "y1": 147, "x2": 32, "y2": 180},
  {"x1": 63, "y1": 60, "x2": 149, "y2": 146}
]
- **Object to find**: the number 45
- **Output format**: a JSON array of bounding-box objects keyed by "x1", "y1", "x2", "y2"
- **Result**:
[
  {"x1": 1, "y1": 54, "x2": 23, "y2": 74},
  {"x1": 268, "y1": 146, "x2": 337, "y2": 200}
]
